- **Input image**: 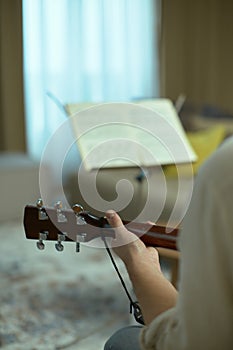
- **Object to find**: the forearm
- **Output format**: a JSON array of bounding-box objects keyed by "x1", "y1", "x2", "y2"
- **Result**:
[
  {"x1": 125, "y1": 257, "x2": 178, "y2": 325},
  {"x1": 105, "y1": 210, "x2": 178, "y2": 325}
]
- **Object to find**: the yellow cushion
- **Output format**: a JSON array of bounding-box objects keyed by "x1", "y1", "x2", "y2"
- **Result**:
[{"x1": 164, "y1": 125, "x2": 226, "y2": 177}]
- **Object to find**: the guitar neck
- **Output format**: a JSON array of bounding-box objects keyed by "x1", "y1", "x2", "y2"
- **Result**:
[
  {"x1": 121, "y1": 220, "x2": 178, "y2": 250},
  {"x1": 78, "y1": 212, "x2": 179, "y2": 250}
]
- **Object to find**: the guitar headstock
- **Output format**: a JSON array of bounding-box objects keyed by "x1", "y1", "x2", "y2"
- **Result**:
[{"x1": 23, "y1": 199, "x2": 114, "y2": 252}]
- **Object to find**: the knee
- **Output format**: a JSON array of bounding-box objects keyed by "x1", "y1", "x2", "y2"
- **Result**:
[{"x1": 104, "y1": 325, "x2": 143, "y2": 350}]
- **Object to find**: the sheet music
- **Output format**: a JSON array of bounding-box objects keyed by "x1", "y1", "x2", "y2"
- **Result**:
[{"x1": 67, "y1": 99, "x2": 197, "y2": 170}]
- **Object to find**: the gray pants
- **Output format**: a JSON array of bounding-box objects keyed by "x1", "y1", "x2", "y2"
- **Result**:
[{"x1": 104, "y1": 325, "x2": 143, "y2": 350}]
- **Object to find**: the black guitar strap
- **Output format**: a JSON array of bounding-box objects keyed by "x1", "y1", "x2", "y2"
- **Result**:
[{"x1": 100, "y1": 232, "x2": 145, "y2": 325}]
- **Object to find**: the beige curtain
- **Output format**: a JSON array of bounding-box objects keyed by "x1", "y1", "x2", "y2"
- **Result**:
[
  {"x1": 160, "y1": 0, "x2": 233, "y2": 113},
  {"x1": 0, "y1": 0, "x2": 26, "y2": 152}
]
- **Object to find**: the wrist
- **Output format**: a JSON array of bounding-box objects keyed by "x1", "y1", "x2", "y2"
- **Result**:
[
  {"x1": 118, "y1": 242, "x2": 148, "y2": 266},
  {"x1": 124, "y1": 248, "x2": 162, "y2": 277}
]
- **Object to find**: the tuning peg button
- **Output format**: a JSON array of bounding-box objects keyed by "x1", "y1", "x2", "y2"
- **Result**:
[
  {"x1": 36, "y1": 231, "x2": 48, "y2": 250},
  {"x1": 72, "y1": 204, "x2": 84, "y2": 214},
  {"x1": 73, "y1": 205, "x2": 86, "y2": 225},
  {"x1": 36, "y1": 198, "x2": 44, "y2": 208},
  {"x1": 36, "y1": 241, "x2": 45, "y2": 250},
  {"x1": 55, "y1": 242, "x2": 64, "y2": 251},
  {"x1": 55, "y1": 233, "x2": 65, "y2": 252}
]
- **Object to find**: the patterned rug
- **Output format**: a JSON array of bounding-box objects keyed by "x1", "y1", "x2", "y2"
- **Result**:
[{"x1": 0, "y1": 221, "x2": 131, "y2": 350}]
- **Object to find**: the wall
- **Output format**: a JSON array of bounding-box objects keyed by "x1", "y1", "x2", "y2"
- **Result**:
[{"x1": 160, "y1": 0, "x2": 233, "y2": 113}]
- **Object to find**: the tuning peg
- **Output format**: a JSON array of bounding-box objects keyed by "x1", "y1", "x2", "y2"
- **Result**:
[
  {"x1": 75, "y1": 232, "x2": 88, "y2": 253},
  {"x1": 72, "y1": 204, "x2": 84, "y2": 214},
  {"x1": 37, "y1": 241, "x2": 45, "y2": 250},
  {"x1": 55, "y1": 201, "x2": 62, "y2": 210},
  {"x1": 36, "y1": 198, "x2": 48, "y2": 220},
  {"x1": 54, "y1": 201, "x2": 67, "y2": 223},
  {"x1": 72, "y1": 204, "x2": 86, "y2": 224},
  {"x1": 36, "y1": 198, "x2": 44, "y2": 208},
  {"x1": 36, "y1": 231, "x2": 48, "y2": 250},
  {"x1": 76, "y1": 233, "x2": 87, "y2": 242},
  {"x1": 55, "y1": 242, "x2": 64, "y2": 251},
  {"x1": 55, "y1": 233, "x2": 65, "y2": 252},
  {"x1": 76, "y1": 242, "x2": 80, "y2": 253}
]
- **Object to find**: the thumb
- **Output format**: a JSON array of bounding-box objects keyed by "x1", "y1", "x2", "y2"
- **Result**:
[
  {"x1": 105, "y1": 210, "x2": 124, "y2": 228},
  {"x1": 105, "y1": 210, "x2": 138, "y2": 248}
]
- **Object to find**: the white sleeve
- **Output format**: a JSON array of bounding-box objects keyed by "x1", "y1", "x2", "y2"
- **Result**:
[
  {"x1": 140, "y1": 308, "x2": 180, "y2": 349},
  {"x1": 140, "y1": 139, "x2": 233, "y2": 350}
]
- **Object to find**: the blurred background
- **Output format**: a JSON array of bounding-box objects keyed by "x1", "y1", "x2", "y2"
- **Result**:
[
  {"x1": 0, "y1": 1, "x2": 233, "y2": 348},
  {"x1": 1, "y1": 0, "x2": 233, "y2": 220}
]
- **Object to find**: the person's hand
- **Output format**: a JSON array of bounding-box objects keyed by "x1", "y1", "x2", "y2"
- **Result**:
[
  {"x1": 105, "y1": 210, "x2": 177, "y2": 324},
  {"x1": 105, "y1": 210, "x2": 161, "y2": 272}
]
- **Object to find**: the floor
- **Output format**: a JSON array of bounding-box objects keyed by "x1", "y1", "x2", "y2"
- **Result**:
[
  {"x1": 0, "y1": 220, "x2": 133, "y2": 350},
  {"x1": 0, "y1": 219, "x2": 173, "y2": 350}
]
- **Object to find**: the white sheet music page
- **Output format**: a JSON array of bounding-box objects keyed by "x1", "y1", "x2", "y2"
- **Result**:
[{"x1": 68, "y1": 99, "x2": 197, "y2": 170}]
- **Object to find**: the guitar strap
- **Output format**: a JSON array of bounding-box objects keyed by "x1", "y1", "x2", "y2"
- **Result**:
[{"x1": 100, "y1": 232, "x2": 145, "y2": 325}]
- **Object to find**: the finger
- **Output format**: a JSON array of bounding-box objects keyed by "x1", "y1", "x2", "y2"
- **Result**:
[
  {"x1": 105, "y1": 210, "x2": 138, "y2": 247},
  {"x1": 146, "y1": 220, "x2": 156, "y2": 225},
  {"x1": 105, "y1": 210, "x2": 124, "y2": 228}
]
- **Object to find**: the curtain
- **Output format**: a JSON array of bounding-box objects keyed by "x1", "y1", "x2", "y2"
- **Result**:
[
  {"x1": 0, "y1": 0, "x2": 25, "y2": 152},
  {"x1": 23, "y1": 0, "x2": 160, "y2": 159}
]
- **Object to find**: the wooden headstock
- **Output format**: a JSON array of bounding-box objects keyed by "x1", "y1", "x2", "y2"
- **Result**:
[{"x1": 23, "y1": 199, "x2": 115, "y2": 251}]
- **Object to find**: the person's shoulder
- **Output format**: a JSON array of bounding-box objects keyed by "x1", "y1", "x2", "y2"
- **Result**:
[{"x1": 197, "y1": 136, "x2": 233, "y2": 189}]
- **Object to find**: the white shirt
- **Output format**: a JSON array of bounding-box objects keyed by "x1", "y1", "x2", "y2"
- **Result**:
[{"x1": 141, "y1": 137, "x2": 233, "y2": 349}]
